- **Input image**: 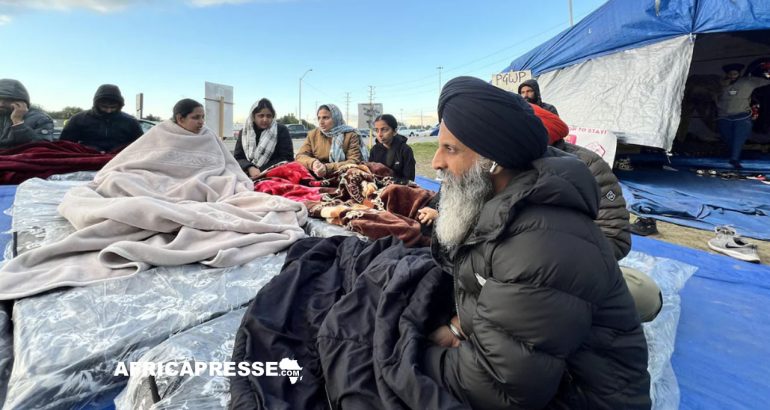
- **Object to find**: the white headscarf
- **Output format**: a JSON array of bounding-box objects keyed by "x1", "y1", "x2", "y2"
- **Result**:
[{"x1": 241, "y1": 100, "x2": 278, "y2": 168}]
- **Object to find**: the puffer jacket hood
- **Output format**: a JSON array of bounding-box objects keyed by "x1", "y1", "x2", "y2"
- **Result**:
[
  {"x1": 93, "y1": 84, "x2": 125, "y2": 107},
  {"x1": 518, "y1": 79, "x2": 542, "y2": 104},
  {"x1": 432, "y1": 146, "x2": 600, "y2": 269},
  {"x1": 0, "y1": 79, "x2": 31, "y2": 105},
  {"x1": 469, "y1": 146, "x2": 599, "y2": 244}
]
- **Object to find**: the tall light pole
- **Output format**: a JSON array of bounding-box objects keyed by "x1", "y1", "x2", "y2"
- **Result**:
[
  {"x1": 568, "y1": 0, "x2": 574, "y2": 27},
  {"x1": 437, "y1": 66, "x2": 444, "y2": 94},
  {"x1": 299, "y1": 68, "x2": 312, "y2": 125}
]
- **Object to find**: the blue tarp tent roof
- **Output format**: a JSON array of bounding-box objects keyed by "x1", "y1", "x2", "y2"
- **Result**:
[{"x1": 504, "y1": 0, "x2": 770, "y2": 75}]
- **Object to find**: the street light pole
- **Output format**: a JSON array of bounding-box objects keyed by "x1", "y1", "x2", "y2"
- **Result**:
[
  {"x1": 437, "y1": 66, "x2": 444, "y2": 94},
  {"x1": 299, "y1": 68, "x2": 313, "y2": 125},
  {"x1": 568, "y1": 0, "x2": 574, "y2": 27}
]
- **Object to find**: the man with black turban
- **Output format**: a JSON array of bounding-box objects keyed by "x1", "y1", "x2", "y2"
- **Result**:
[{"x1": 423, "y1": 76, "x2": 651, "y2": 409}]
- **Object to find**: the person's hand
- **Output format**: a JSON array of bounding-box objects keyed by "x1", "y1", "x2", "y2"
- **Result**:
[
  {"x1": 311, "y1": 159, "x2": 327, "y2": 178},
  {"x1": 10, "y1": 101, "x2": 28, "y2": 125},
  {"x1": 247, "y1": 166, "x2": 261, "y2": 180},
  {"x1": 428, "y1": 325, "x2": 461, "y2": 348},
  {"x1": 417, "y1": 207, "x2": 438, "y2": 225}
]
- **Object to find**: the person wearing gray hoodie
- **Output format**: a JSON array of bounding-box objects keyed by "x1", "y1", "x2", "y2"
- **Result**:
[{"x1": 0, "y1": 79, "x2": 54, "y2": 149}]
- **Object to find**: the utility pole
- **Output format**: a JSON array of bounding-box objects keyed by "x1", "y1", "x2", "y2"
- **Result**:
[
  {"x1": 345, "y1": 92, "x2": 351, "y2": 124},
  {"x1": 299, "y1": 68, "x2": 312, "y2": 125},
  {"x1": 367, "y1": 86, "x2": 376, "y2": 146},
  {"x1": 437, "y1": 66, "x2": 444, "y2": 94},
  {"x1": 368, "y1": 85, "x2": 375, "y2": 105},
  {"x1": 568, "y1": 0, "x2": 574, "y2": 27},
  {"x1": 420, "y1": 109, "x2": 423, "y2": 128},
  {"x1": 400, "y1": 108, "x2": 404, "y2": 125}
]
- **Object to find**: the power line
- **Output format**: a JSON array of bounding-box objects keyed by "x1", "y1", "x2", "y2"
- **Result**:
[
  {"x1": 374, "y1": 21, "x2": 569, "y2": 92},
  {"x1": 374, "y1": 21, "x2": 569, "y2": 102},
  {"x1": 302, "y1": 81, "x2": 334, "y2": 99}
]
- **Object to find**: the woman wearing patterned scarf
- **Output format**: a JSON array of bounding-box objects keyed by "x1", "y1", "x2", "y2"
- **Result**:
[
  {"x1": 295, "y1": 103, "x2": 369, "y2": 177},
  {"x1": 233, "y1": 98, "x2": 294, "y2": 179}
]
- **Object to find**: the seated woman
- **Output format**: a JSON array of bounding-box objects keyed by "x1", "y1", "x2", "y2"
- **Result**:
[
  {"x1": 369, "y1": 114, "x2": 416, "y2": 184},
  {"x1": 172, "y1": 98, "x2": 205, "y2": 134},
  {"x1": 295, "y1": 103, "x2": 368, "y2": 177},
  {"x1": 233, "y1": 98, "x2": 294, "y2": 179}
]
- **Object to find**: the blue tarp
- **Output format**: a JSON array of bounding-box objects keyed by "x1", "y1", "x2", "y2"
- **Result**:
[
  {"x1": 618, "y1": 168, "x2": 770, "y2": 239},
  {"x1": 0, "y1": 185, "x2": 17, "y2": 254},
  {"x1": 633, "y1": 236, "x2": 770, "y2": 409},
  {"x1": 503, "y1": 0, "x2": 770, "y2": 75},
  {"x1": 625, "y1": 154, "x2": 770, "y2": 174},
  {"x1": 415, "y1": 175, "x2": 441, "y2": 192}
]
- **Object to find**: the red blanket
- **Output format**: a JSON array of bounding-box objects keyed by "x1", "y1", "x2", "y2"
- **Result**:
[
  {"x1": 0, "y1": 140, "x2": 118, "y2": 185},
  {"x1": 254, "y1": 162, "x2": 325, "y2": 201},
  {"x1": 255, "y1": 161, "x2": 436, "y2": 246}
]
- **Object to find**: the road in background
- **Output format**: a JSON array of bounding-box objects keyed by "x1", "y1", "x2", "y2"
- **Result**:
[{"x1": 223, "y1": 135, "x2": 437, "y2": 155}]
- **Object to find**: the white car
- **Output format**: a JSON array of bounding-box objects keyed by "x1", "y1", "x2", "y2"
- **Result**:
[
  {"x1": 415, "y1": 128, "x2": 433, "y2": 137},
  {"x1": 398, "y1": 127, "x2": 419, "y2": 137}
]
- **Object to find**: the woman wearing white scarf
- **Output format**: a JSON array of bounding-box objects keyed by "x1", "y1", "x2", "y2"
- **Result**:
[
  {"x1": 233, "y1": 98, "x2": 294, "y2": 179},
  {"x1": 295, "y1": 103, "x2": 369, "y2": 177}
]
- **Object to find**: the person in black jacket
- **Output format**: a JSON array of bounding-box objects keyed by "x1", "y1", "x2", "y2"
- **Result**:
[
  {"x1": 60, "y1": 84, "x2": 143, "y2": 152},
  {"x1": 423, "y1": 76, "x2": 650, "y2": 409},
  {"x1": 0, "y1": 78, "x2": 54, "y2": 149},
  {"x1": 369, "y1": 114, "x2": 416, "y2": 183},
  {"x1": 518, "y1": 78, "x2": 559, "y2": 115},
  {"x1": 233, "y1": 98, "x2": 294, "y2": 179}
]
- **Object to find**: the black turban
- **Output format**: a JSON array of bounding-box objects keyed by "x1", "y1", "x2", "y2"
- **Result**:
[{"x1": 438, "y1": 76, "x2": 548, "y2": 169}]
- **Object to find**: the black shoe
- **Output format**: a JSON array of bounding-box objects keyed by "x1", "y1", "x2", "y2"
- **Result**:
[
  {"x1": 729, "y1": 159, "x2": 743, "y2": 169},
  {"x1": 630, "y1": 217, "x2": 658, "y2": 236}
]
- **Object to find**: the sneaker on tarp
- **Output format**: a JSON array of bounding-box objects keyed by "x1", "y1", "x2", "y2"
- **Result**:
[
  {"x1": 615, "y1": 157, "x2": 634, "y2": 171},
  {"x1": 707, "y1": 226, "x2": 760, "y2": 263},
  {"x1": 630, "y1": 217, "x2": 658, "y2": 236}
]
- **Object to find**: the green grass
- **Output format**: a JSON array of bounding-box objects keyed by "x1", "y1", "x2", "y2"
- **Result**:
[{"x1": 410, "y1": 141, "x2": 438, "y2": 178}]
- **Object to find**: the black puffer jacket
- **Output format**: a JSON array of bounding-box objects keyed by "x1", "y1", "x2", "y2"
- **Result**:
[
  {"x1": 553, "y1": 139, "x2": 632, "y2": 260},
  {"x1": 59, "y1": 109, "x2": 143, "y2": 152},
  {"x1": 0, "y1": 108, "x2": 54, "y2": 149},
  {"x1": 425, "y1": 148, "x2": 650, "y2": 409},
  {"x1": 0, "y1": 79, "x2": 54, "y2": 148},
  {"x1": 369, "y1": 134, "x2": 416, "y2": 183},
  {"x1": 518, "y1": 79, "x2": 559, "y2": 115}
]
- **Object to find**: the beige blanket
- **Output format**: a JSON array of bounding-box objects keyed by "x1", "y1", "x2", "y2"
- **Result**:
[{"x1": 0, "y1": 120, "x2": 307, "y2": 300}]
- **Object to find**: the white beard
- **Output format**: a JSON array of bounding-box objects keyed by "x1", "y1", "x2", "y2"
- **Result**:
[{"x1": 435, "y1": 159, "x2": 494, "y2": 250}]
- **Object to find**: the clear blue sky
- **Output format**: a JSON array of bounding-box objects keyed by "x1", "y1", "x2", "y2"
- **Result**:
[{"x1": 1, "y1": 0, "x2": 607, "y2": 127}]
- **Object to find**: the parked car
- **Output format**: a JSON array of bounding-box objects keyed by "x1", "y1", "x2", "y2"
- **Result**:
[
  {"x1": 399, "y1": 127, "x2": 419, "y2": 137},
  {"x1": 138, "y1": 119, "x2": 158, "y2": 134},
  {"x1": 52, "y1": 127, "x2": 63, "y2": 140},
  {"x1": 415, "y1": 128, "x2": 432, "y2": 137},
  {"x1": 287, "y1": 124, "x2": 308, "y2": 139},
  {"x1": 358, "y1": 128, "x2": 372, "y2": 137}
]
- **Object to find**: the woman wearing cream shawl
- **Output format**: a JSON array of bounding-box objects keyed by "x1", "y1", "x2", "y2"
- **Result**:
[{"x1": 295, "y1": 103, "x2": 369, "y2": 177}]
